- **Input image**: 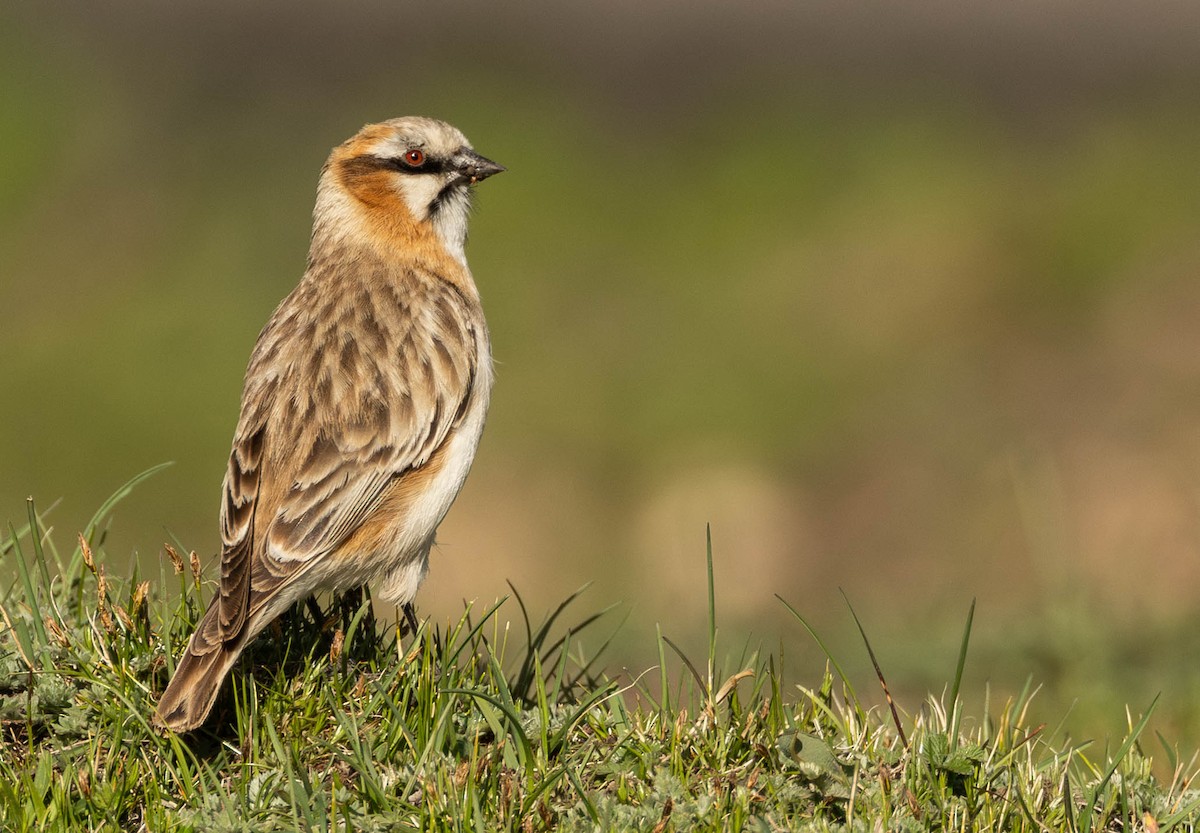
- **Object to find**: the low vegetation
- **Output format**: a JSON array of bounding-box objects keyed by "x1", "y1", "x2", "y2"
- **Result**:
[{"x1": 2, "y1": 474, "x2": 1198, "y2": 831}]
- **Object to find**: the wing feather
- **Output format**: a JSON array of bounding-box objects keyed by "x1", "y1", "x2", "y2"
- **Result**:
[{"x1": 211, "y1": 263, "x2": 479, "y2": 640}]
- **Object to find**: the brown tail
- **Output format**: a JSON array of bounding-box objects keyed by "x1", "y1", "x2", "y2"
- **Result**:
[{"x1": 154, "y1": 600, "x2": 248, "y2": 732}]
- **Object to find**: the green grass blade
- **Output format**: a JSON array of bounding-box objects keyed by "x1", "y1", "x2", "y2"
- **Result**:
[
  {"x1": 82, "y1": 462, "x2": 174, "y2": 546},
  {"x1": 1077, "y1": 695, "x2": 1159, "y2": 833},
  {"x1": 6, "y1": 522, "x2": 47, "y2": 649},
  {"x1": 775, "y1": 595, "x2": 859, "y2": 708},
  {"x1": 948, "y1": 597, "x2": 976, "y2": 744},
  {"x1": 443, "y1": 687, "x2": 536, "y2": 777},
  {"x1": 841, "y1": 589, "x2": 908, "y2": 748},
  {"x1": 661, "y1": 634, "x2": 706, "y2": 697},
  {"x1": 24, "y1": 500, "x2": 54, "y2": 604},
  {"x1": 656, "y1": 622, "x2": 671, "y2": 718},
  {"x1": 706, "y1": 523, "x2": 716, "y2": 694}
]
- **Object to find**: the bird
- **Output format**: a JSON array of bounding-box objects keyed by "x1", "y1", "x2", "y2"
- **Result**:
[{"x1": 154, "y1": 116, "x2": 503, "y2": 732}]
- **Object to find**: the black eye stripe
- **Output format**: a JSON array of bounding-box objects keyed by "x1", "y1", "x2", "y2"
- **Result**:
[{"x1": 377, "y1": 154, "x2": 449, "y2": 175}]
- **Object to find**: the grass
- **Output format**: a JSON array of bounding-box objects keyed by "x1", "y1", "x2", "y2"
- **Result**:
[{"x1": 2, "y1": 478, "x2": 1199, "y2": 831}]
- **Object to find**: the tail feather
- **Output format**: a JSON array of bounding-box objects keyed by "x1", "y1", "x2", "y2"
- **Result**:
[{"x1": 154, "y1": 601, "x2": 248, "y2": 732}]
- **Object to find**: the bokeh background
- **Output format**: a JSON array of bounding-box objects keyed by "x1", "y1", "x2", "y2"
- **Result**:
[{"x1": 4, "y1": 1, "x2": 1200, "y2": 742}]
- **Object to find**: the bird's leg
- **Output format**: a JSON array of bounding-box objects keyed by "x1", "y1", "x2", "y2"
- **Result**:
[
  {"x1": 305, "y1": 596, "x2": 326, "y2": 625},
  {"x1": 401, "y1": 602, "x2": 420, "y2": 637},
  {"x1": 359, "y1": 585, "x2": 378, "y2": 646}
]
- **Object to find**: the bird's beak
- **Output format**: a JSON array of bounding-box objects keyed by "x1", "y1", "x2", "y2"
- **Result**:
[{"x1": 456, "y1": 150, "x2": 505, "y2": 184}]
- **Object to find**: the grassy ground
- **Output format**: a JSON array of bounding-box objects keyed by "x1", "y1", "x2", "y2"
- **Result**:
[{"x1": 2, "y1": 479, "x2": 1199, "y2": 831}]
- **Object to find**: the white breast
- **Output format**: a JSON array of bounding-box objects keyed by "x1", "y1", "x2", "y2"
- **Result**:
[{"x1": 371, "y1": 331, "x2": 493, "y2": 605}]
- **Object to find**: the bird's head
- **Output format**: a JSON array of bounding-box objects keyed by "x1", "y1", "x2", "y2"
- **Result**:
[{"x1": 317, "y1": 116, "x2": 504, "y2": 264}]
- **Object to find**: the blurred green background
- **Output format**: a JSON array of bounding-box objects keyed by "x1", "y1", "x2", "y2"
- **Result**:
[{"x1": 4, "y1": 2, "x2": 1200, "y2": 740}]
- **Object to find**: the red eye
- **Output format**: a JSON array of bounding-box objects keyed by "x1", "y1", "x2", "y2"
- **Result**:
[{"x1": 404, "y1": 149, "x2": 426, "y2": 167}]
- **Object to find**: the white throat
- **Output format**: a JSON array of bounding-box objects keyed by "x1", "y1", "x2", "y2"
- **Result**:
[{"x1": 425, "y1": 185, "x2": 472, "y2": 267}]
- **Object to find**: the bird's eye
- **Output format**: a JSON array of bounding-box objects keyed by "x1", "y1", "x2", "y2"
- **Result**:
[{"x1": 403, "y1": 149, "x2": 426, "y2": 167}]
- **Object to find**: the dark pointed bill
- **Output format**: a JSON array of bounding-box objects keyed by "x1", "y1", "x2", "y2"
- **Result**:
[{"x1": 456, "y1": 150, "x2": 505, "y2": 184}]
